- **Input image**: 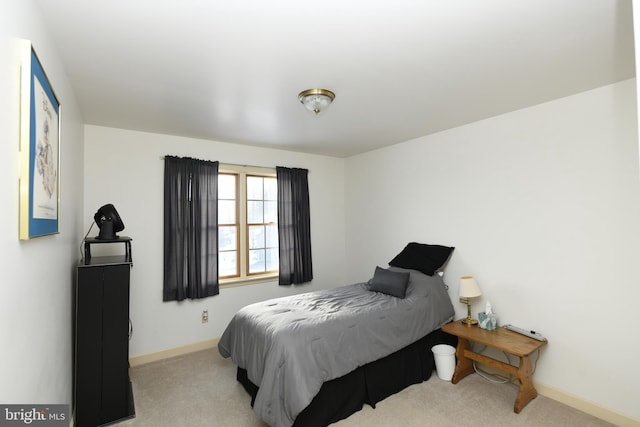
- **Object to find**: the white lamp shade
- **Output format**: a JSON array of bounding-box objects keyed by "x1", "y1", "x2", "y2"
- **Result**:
[{"x1": 459, "y1": 276, "x2": 482, "y2": 298}]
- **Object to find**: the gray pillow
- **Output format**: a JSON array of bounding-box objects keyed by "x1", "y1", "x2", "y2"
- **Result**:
[{"x1": 368, "y1": 266, "x2": 410, "y2": 298}]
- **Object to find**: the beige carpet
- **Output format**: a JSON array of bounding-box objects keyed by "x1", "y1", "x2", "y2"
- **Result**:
[{"x1": 118, "y1": 349, "x2": 613, "y2": 427}]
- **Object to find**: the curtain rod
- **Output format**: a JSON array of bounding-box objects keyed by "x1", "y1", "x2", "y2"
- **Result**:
[
  {"x1": 159, "y1": 156, "x2": 309, "y2": 172},
  {"x1": 159, "y1": 156, "x2": 273, "y2": 170}
]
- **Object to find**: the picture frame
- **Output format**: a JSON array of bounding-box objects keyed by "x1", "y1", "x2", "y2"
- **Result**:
[{"x1": 19, "y1": 41, "x2": 61, "y2": 239}]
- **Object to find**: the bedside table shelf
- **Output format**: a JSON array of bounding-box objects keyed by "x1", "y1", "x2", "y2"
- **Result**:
[{"x1": 441, "y1": 321, "x2": 547, "y2": 413}]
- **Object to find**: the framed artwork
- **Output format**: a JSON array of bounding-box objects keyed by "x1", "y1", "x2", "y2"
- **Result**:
[{"x1": 19, "y1": 41, "x2": 61, "y2": 239}]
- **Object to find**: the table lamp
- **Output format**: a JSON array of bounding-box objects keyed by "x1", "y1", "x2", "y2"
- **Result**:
[{"x1": 459, "y1": 276, "x2": 482, "y2": 326}]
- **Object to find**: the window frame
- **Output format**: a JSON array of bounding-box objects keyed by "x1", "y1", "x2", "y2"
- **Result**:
[{"x1": 218, "y1": 164, "x2": 278, "y2": 287}]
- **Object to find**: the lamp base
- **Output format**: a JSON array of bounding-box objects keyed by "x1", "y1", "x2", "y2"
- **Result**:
[
  {"x1": 460, "y1": 297, "x2": 478, "y2": 326},
  {"x1": 461, "y1": 317, "x2": 478, "y2": 326}
]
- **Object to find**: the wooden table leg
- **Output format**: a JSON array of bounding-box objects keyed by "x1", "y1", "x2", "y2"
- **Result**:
[
  {"x1": 514, "y1": 355, "x2": 538, "y2": 413},
  {"x1": 451, "y1": 337, "x2": 474, "y2": 384}
]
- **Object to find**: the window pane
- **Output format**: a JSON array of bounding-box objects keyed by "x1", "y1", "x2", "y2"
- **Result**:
[
  {"x1": 266, "y1": 248, "x2": 279, "y2": 271},
  {"x1": 218, "y1": 200, "x2": 236, "y2": 224},
  {"x1": 219, "y1": 251, "x2": 237, "y2": 277},
  {"x1": 218, "y1": 174, "x2": 236, "y2": 199},
  {"x1": 247, "y1": 201, "x2": 263, "y2": 224},
  {"x1": 248, "y1": 225, "x2": 265, "y2": 249},
  {"x1": 266, "y1": 224, "x2": 278, "y2": 248},
  {"x1": 218, "y1": 226, "x2": 237, "y2": 251},
  {"x1": 249, "y1": 249, "x2": 265, "y2": 273},
  {"x1": 264, "y1": 201, "x2": 277, "y2": 223},
  {"x1": 247, "y1": 176, "x2": 263, "y2": 200},
  {"x1": 264, "y1": 178, "x2": 277, "y2": 200},
  {"x1": 218, "y1": 168, "x2": 279, "y2": 282}
]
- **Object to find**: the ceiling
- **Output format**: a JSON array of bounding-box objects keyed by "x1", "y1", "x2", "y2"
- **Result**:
[{"x1": 34, "y1": 0, "x2": 635, "y2": 158}]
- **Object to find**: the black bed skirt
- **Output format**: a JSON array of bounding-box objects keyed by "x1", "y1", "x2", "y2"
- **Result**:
[{"x1": 236, "y1": 327, "x2": 457, "y2": 427}]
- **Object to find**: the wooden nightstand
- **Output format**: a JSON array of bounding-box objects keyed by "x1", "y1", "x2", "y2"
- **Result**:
[{"x1": 441, "y1": 320, "x2": 547, "y2": 413}]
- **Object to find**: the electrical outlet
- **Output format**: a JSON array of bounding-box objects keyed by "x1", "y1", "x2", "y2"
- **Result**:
[{"x1": 201, "y1": 310, "x2": 208, "y2": 324}]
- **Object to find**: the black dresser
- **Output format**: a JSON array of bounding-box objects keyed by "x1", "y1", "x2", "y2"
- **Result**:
[{"x1": 74, "y1": 254, "x2": 134, "y2": 426}]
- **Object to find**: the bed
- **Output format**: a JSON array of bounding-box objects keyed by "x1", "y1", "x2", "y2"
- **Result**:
[{"x1": 218, "y1": 243, "x2": 456, "y2": 427}]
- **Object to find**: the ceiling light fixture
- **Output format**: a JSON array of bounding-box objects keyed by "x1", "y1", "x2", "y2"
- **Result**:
[{"x1": 298, "y1": 88, "x2": 335, "y2": 115}]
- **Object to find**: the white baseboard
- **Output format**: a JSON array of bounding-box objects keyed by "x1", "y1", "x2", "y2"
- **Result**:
[
  {"x1": 128, "y1": 339, "x2": 639, "y2": 426},
  {"x1": 473, "y1": 358, "x2": 639, "y2": 426},
  {"x1": 129, "y1": 338, "x2": 219, "y2": 367},
  {"x1": 535, "y1": 381, "x2": 640, "y2": 427}
]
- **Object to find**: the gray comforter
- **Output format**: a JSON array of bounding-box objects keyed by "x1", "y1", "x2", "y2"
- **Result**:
[{"x1": 217, "y1": 267, "x2": 455, "y2": 427}]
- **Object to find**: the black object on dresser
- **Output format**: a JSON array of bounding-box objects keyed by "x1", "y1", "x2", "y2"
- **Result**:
[{"x1": 74, "y1": 248, "x2": 135, "y2": 426}]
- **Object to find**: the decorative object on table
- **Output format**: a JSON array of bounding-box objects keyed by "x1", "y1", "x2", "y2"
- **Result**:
[
  {"x1": 478, "y1": 301, "x2": 498, "y2": 330},
  {"x1": 298, "y1": 88, "x2": 335, "y2": 115},
  {"x1": 19, "y1": 40, "x2": 61, "y2": 239},
  {"x1": 459, "y1": 276, "x2": 482, "y2": 325},
  {"x1": 94, "y1": 204, "x2": 125, "y2": 240}
]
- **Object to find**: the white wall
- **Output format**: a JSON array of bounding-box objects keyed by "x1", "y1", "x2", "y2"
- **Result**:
[
  {"x1": 0, "y1": 0, "x2": 84, "y2": 406},
  {"x1": 345, "y1": 79, "x2": 640, "y2": 421},
  {"x1": 83, "y1": 126, "x2": 346, "y2": 357}
]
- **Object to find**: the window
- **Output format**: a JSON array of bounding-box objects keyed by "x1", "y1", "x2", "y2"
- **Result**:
[
  {"x1": 218, "y1": 173, "x2": 238, "y2": 277},
  {"x1": 247, "y1": 176, "x2": 279, "y2": 274},
  {"x1": 218, "y1": 165, "x2": 278, "y2": 285}
]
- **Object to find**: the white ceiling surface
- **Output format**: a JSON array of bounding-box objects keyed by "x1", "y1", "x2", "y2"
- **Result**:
[{"x1": 34, "y1": 0, "x2": 635, "y2": 158}]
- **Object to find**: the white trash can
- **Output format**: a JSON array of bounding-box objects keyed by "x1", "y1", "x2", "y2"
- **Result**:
[{"x1": 432, "y1": 344, "x2": 456, "y2": 381}]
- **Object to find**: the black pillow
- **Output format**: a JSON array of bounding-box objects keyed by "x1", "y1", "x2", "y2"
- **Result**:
[
  {"x1": 389, "y1": 242, "x2": 455, "y2": 276},
  {"x1": 368, "y1": 266, "x2": 410, "y2": 298}
]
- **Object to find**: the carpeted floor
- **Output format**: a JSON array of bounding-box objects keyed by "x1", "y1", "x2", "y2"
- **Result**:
[{"x1": 118, "y1": 349, "x2": 614, "y2": 427}]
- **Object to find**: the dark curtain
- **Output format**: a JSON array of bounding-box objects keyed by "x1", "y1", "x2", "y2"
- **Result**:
[
  {"x1": 163, "y1": 156, "x2": 219, "y2": 301},
  {"x1": 276, "y1": 167, "x2": 313, "y2": 285}
]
